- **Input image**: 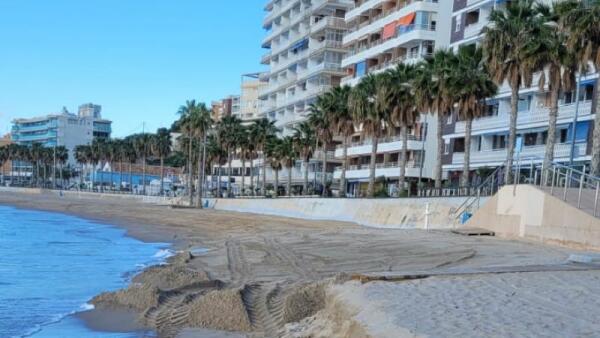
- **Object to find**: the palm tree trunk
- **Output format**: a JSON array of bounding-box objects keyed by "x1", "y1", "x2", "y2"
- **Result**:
[
  {"x1": 367, "y1": 137, "x2": 379, "y2": 198},
  {"x1": 435, "y1": 113, "x2": 444, "y2": 189},
  {"x1": 160, "y1": 157, "x2": 164, "y2": 196},
  {"x1": 262, "y1": 150, "x2": 267, "y2": 196},
  {"x1": 227, "y1": 151, "x2": 233, "y2": 198},
  {"x1": 119, "y1": 161, "x2": 123, "y2": 192},
  {"x1": 250, "y1": 157, "x2": 255, "y2": 196},
  {"x1": 461, "y1": 118, "x2": 473, "y2": 188},
  {"x1": 506, "y1": 86, "x2": 519, "y2": 184},
  {"x1": 287, "y1": 166, "x2": 292, "y2": 197},
  {"x1": 321, "y1": 144, "x2": 327, "y2": 197},
  {"x1": 274, "y1": 169, "x2": 279, "y2": 198},
  {"x1": 196, "y1": 139, "x2": 203, "y2": 208},
  {"x1": 218, "y1": 164, "x2": 223, "y2": 198},
  {"x1": 142, "y1": 155, "x2": 146, "y2": 195},
  {"x1": 241, "y1": 157, "x2": 246, "y2": 196},
  {"x1": 303, "y1": 158, "x2": 309, "y2": 196},
  {"x1": 339, "y1": 136, "x2": 349, "y2": 198},
  {"x1": 590, "y1": 76, "x2": 600, "y2": 177},
  {"x1": 60, "y1": 163, "x2": 63, "y2": 188},
  {"x1": 188, "y1": 136, "x2": 193, "y2": 205},
  {"x1": 129, "y1": 163, "x2": 133, "y2": 194},
  {"x1": 544, "y1": 87, "x2": 559, "y2": 183},
  {"x1": 399, "y1": 125, "x2": 408, "y2": 196}
]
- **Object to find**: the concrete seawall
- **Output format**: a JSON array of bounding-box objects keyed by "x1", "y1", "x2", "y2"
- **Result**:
[
  {"x1": 0, "y1": 187, "x2": 178, "y2": 205},
  {"x1": 211, "y1": 197, "x2": 473, "y2": 229}
]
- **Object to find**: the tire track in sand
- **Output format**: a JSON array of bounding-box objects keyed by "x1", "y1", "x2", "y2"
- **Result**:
[
  {"x1": 263, "y1": 237, "x2": 318, "y2": 280},
  {"x1": 226, "y1": 240, "x2": 252, "y2": 285}
]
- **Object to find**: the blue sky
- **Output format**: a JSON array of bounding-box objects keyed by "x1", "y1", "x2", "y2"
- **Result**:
[{"x1": 0, "y1": 1, "x2": 267, "y2": 137}]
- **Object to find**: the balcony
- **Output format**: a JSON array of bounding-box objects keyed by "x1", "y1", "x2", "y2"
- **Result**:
[
  {"x1": 463, "y1": 20, "x2": 487, "y2": 39},
  {"x1": 453, "y1": 101, "x2": 594, "y2": 135},
  {"x1": 341, "y1": 52, "x2": 431, "y2": 86},
  {"x1": 450, "y1": 143, "x2": 589, "y2": 166},
  {"x1": 334, "y1": 135, "x2": 424, "y2": 158},
  {"x1": 342, "y1": 24, "x2": 437, "y2": 67},
  {"x1": 334, "y1": 162, "x2": 421, "y2": 180},
  {"x1": 13, "y1": 131, "x2": 58, "y2": 142},
  {"x1": 310, "y1": 16, "x2": 347, "y2": 33},
  {"x1": 344, "y1": 0, "x2": 439, "y2": 44}
]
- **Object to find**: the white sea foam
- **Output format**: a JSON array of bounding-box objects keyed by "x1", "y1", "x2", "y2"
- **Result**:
[
  {"x1": 80, "y1": 303, "x2": 95, "y2": 311},
  {"x1": 153, "y1": 248, "x2": 175, "y2": 259}
]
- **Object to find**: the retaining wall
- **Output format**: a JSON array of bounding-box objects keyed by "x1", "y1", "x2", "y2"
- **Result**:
[
  {"x1": 467, "y1": 185, "x2": 600, "y2": 250},
  {"x1": 211, "y1": 197, "x2": 472, "y2": 229}
]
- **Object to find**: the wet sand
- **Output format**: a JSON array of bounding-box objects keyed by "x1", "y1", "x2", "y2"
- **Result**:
[{"x1": 0, "y1": 191, "x2": 592, "y2": 337}]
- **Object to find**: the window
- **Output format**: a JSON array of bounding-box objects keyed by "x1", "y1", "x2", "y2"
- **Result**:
[
  {"x1": 454, "y1": 138, "x2": 465, "y2": 153},
  {"x1": 524, "y1": 132, "x2": 538, "y2": 146},
  {"x1": 559, "y1": 129, "x2": 568, "y2": 143},
  {"x1": 455, "y1": 15, "x2": 462, "y2": 32},
  {"x1": 444, "y1": 141, "x2": 451, "y2": 154},
  {"x1": 483, "y1": 101, "x2": 499, "y2": 117},
  {"x1": 465, "y1": 10, "x2": 480, "y2": 26},
  {"x1": 493, "y1": 135, "x2": 507, "y2": 150},
  {"x1": 517, "y1": 96, "x2": 531, "y2": 112}
]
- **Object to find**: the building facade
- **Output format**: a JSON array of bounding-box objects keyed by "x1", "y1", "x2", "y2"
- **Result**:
[
  {"x1": 329, "y1": 0, "x2": 452, "y2": 196},
  {"x1": 442, "y1": 0, "x2": 597, "y2": 185},
  {"x1": 11, "y1": 104, "x2": 112, "y2": 165},
  {"x1": 259, "y1": 0, "x2": 353, "y2": 135},
  {"x1": 238, "y1": 73, "x2": 269, "y2": 123}
]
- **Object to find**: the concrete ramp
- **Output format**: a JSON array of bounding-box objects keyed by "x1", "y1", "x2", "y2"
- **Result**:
[{"x1": 466, "y1": 185, "x2": 600, "y2": 250}]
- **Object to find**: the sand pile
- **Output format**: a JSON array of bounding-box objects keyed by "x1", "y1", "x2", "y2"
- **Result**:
[
  {"x1": 187, "y1": 288, "x2": 252, "y2": 332},
  {"x1": 91, "y1": 283, "x2": 161, "y2": 311}
]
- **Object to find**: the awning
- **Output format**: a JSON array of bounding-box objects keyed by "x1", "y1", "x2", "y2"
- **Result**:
[
  {"x1": 397, "y1": 12, "x2": 416, "y2": 27},
  {"x1": 382, "y1": 21, "x2": 397, "y2": 39},
  {"x1": 580, "y1": 79, "x2": 596, "y2": 86}
]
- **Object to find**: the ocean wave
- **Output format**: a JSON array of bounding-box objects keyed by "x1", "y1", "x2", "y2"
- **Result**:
[{"x1": 18, "y1": 303, "x2": 94, "y2": 338}]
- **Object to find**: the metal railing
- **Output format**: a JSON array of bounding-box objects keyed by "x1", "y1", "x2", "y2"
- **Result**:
[{"x1": 532, "y1": 162, "x2": 600, "y2": 218}]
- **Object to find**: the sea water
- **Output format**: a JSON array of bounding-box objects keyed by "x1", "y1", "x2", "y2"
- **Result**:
[{"x1": 0, "y1": 205, "x2": 171, "y2": 337}]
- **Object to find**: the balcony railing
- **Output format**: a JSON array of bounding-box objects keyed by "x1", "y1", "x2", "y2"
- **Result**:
[
  {"x1": 450, "y1": 143, "x2": 588, "y2": 166},
  {"x1": 345, "y1": 24, "x2": 436, "y2": 58},
  {"x1": 454, "y1": 100, "x2": 594, "y2": 134},
  {"x1": 346, "y1": 0, "x2": 439, "y2": 34}
]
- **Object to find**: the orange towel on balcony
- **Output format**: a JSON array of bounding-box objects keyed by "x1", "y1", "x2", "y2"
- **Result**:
[
  {"x1": 397, "y1": 12, "x2": 416, "y2": 26},
  {"x1": 382, "y1": 21, "x2": 397, "y2": 39}
]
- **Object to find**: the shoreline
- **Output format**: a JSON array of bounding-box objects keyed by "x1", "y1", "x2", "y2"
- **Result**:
[{"x1": 3, "y1": 190, "x2": 598, "y2": 337}]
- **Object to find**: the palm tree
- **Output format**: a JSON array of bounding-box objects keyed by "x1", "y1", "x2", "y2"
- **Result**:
[
  {"x1": 292, "y1": 121, "x2": 316, "y2": 196},
  {"x1": 265, "y1": 137, "x2": 282, "y2": 198},
  {"x1": 385, "y1": 64, "x2": 419, "y2": 195},
  {"x1": 75, "y1": 144, "x2": 91, "y2": 188},
  {"x1": 55, "y1": 146, "x2": 69, "y2": 188},
  {"x1": 189, "y1": 103, "x2": 212, "y2": 206},
  {"x1": 326, "y1": 86, "x2": 354, "y2": 197},
  {"x1": 217, "y1": 116, "x2": 243, "y2": 198},
  {"x1": 30, "y1": 143, "x2": 43, "y2": 187},
  {"x1": 252, "y1": 118, "x2": 279, "y2": 196},
  {"x1": 348, "y1": 74, "x2": 387, "y2": 198},
  {"x1": 206, "y1": 134, "x2": 227, "y2": 196},
  {"x1": 415, "y1": 50, "x2": 458, "y2": 190},
  {"x1": 236, "y1": 126, "x2": 252, "y2": 196},
  {"x1": 247, "y1": 123, "x2": 262, "y2": 196},
  {"x1": 452, "y1": 46, "x2": 498, "y2": 187},
  {"x1": 278, "y1": 136, "x2": 298, "y2": 197},
  {"x1": 483, "y1": 0, "x2": 546, "y2": 184},
  {"x1": 561, "y1": 0, "x2": 600, "y2": 175},
  {"x1": 131, "y1": 134, "x2": 150, "y2": 195},
  {"x1": 308, "y1": 94, "x2": 334, "y2": 197},
  {"x1": 177, "y1": 100, "x2": 200, "y2": 205},
  {"x1": 122, "y1": 140, "x2": 137, "y2": 193},
  {"x1": 0, "y1": 146, "x2": 7, "y2": 185},
  {"x1": 151, "y1": 128, "x2": 172, "y2": 196}
]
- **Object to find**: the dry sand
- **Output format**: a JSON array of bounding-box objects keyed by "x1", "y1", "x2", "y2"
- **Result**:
[{"x1": 0, "y1": 191, "x2": 597, "y2": 338}]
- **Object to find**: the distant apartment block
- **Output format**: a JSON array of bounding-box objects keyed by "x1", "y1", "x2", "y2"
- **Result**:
[
  {"x1": 259, "y1": 0, "x2": 353, "y2": 135},
  {"x1": 443, "y1": 0, "x2": 597, "y2": 184},
  {"x1": 238, "y1": 73, "x2": 269, "y2": 123},
  {"x1": 11, "y1": 103, "x2": 112, "y2": 165},
  {"x1": 211, "y1": 95, "x2": 240, "y2": 122}
]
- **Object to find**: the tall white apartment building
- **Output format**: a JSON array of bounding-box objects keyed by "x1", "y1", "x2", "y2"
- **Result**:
[
  {"x1": 334, "y1": 0, "x2": 452, "y2": 196},
  {"x1": 259, "y1": 0, "x2": 353, "y2": 135},
  {"x1": 442, "y1": 0, "x2": 597, "y2": 185}
]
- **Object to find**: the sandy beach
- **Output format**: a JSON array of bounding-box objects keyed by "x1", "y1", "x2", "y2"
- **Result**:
[{"x1": 2, "y1": 191, "x2": 599, "y2": 338}]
